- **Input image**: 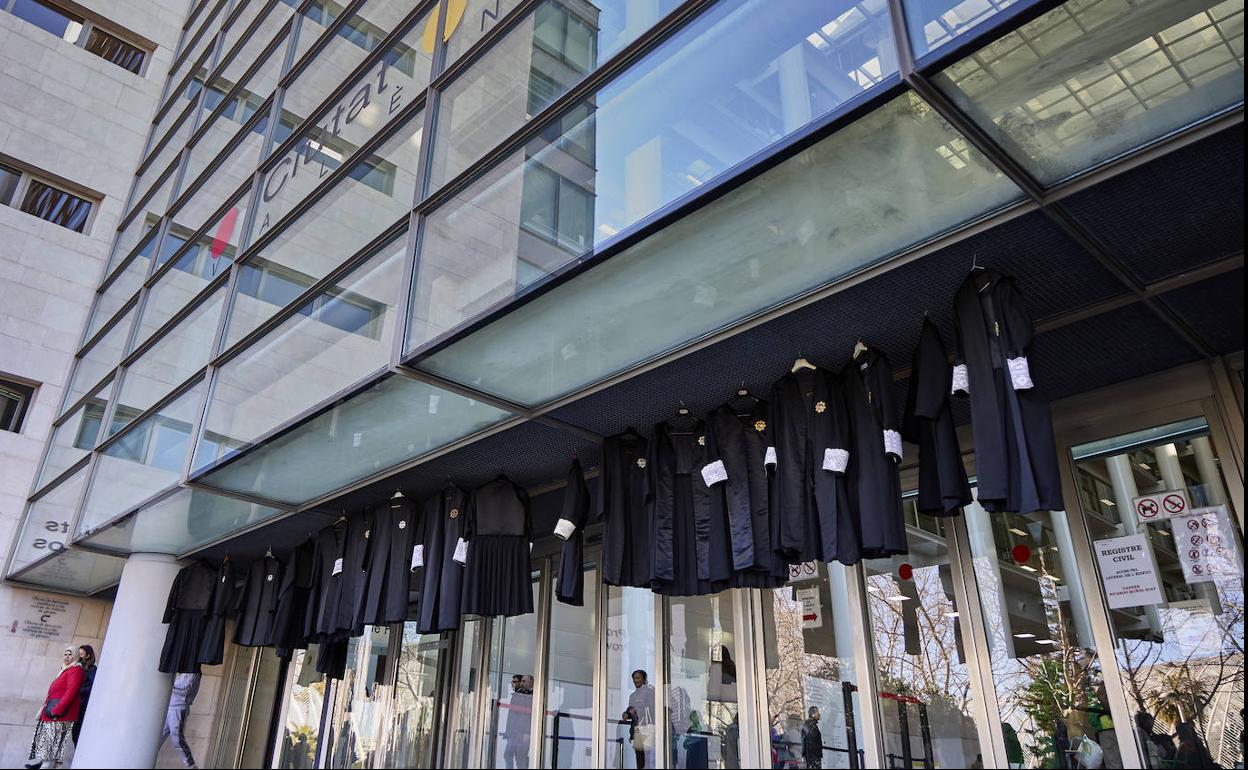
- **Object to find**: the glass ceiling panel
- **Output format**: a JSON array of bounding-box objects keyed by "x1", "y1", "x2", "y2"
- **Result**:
[
  {"x1": 418, "y1": 92, "x2": 1022, "y2": 406},
  {"x1": 8, "y1": 548, "x2": 125, "y2": 595},
  {"x1": 79, "y1": 487, "x2": 284, "y2": 556},
  {"x1": 8, "y1": 467, "x2": 86, "y2": 575},
  {"x1": 198, "y1": 373, "x2": 514, "y2": 505},
  {"x1": 408, "y1": 0, "x2": 897, "y2": 350},
  {"x1": 934, "y1": 0, "x2": 1245, "y2": 185},
  {"x1": 905, "y1": 0, "x2": 1026, "y2": 59}
]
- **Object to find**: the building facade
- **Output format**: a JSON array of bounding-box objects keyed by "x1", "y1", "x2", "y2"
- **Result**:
[{"x1": 0, "y1": 0, "x2": 1244, "y2": 768}]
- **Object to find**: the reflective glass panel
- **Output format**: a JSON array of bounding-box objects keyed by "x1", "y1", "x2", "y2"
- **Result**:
[
  {"x1": 483, "y1": 571, "x2": 541, "y2": 767},
  {"x1": 8, "y1": 467, "x2": 86, "y2": 574},
  {"x1": 934, "y1": 0, "x2": 1246, "y2": 184},
  {"x1": 607, "y1": 586, "x2": 656, "y2": 769},
  {"x1": 905, "y1": 0, "x2": 1023, "y2": 59},
  {"x1": 10, "y1": 0, "x2": 83, "y2": 42},
  {"x1": 111, "y1": 209, "x2": 162, "y2": 276},
  {"x1": 763, "y1": 563, "x2": 867, "y2": 769},
  {"x1": 154, "y1": 189, "x2": 249, "y2": 281},
  {"x1": 274, "y1": 646, "x2": 329, "y2": 770},
  {"x1": 168, "y1": 125, "x2": 265, "y2": 244},
  {"x1": 145, "y1": 98, "x2": 197, "y2": 176},
  {"x1": 7, "y1": 548, "x2": 125, "y2": 595},
  {"x1": 963, "y1": 493, "x2": 1125, "y2": 768},
  {"x1": 383, "y1": 629, "x2": 448, "y2": 767},
  {"x1": 449, "y1": 617, "x2": 486, "y2": 766},
  {"x1": 168, "y1": 16, "x2": 222, "y2": 109},
  {"x1": 1071, "y1": 420, "x2": 1244, "y2": 770},
  {"x1": 37, "y1": 386, "x2": 109, "y2": 490},
  {"x1": 133, "y1": 111, "x2": 194, "y2": 212},
  {"x1": 665, "y1": 594, "x2": 742, "y2": 769},
  {"x1": 428, "y1": 0, "x2": 681, "y2": 189},
  {"x1": 323, "y1": 628, "x2": 394, "y2": 768},
  {"x1": 442, "y1": 0, "x2": 524, "y2": 65},
  {"x1": 86, "y1": 253, "x2": 148, "y2": 341},
  {"x1": 76, "y1": 383, "x2": 204, "y2": 536},
  {"x1": 117, "y1": 166, "x2": 176, "y2": 262},
  {"x1": 864, "y1": 501, "x2": 985, "y2": 769},
  {"x1": 195, "y1": 374, "x2": 512, "y2": 504},
  {"x1": 112, "y1": 288, "x2": 225, "y2": 433},
  {"x1": 416, "y1": 92, "x2": 1020, "y2": 405},
  {"x1": 78, "y1": 486, "x2": 282, "y2": 555},
  {"x1": 63, "y1": 304, "x2": 135, "y2": 415},
  {"x1": 544, "y1": 554, "x2": 597, "y2": 768},
  {"x1": 227, "y1": 118, "x2": 422, "y2": 346},
  {"x1": 219, "y1": 0, "x2": 295, "y2": 79}
]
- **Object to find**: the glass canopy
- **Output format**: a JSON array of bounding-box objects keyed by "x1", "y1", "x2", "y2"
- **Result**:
[
  {"x1": 79, "y1": 487, "x2": 285, "y2": 556},
  {"x1": 8, "y1": 548, "x2": 126, "y2": 595}
]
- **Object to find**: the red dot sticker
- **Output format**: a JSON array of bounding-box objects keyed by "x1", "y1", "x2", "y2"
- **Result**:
[
  {"x1": 1012, "y1": 544, "x2": 1031, "y2": 564},
  {"x1": 898, "y1": 563, "x2": 914, "y2": 581}
]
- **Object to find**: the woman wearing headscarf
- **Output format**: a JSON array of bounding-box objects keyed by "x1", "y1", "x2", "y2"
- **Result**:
[
  {"x1": 71, "y1": 644, "x2": 97, "y2": 745},
  {"x1": 25, "y1": 646, "x2": 84, "y2": 769}
]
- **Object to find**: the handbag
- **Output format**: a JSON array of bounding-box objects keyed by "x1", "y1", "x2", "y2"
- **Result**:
[
  {"x1": 630, "y1": 724, "x2": 655, "y2": 752},
  {"x1": 41, "y1": 698, "x2": 59, "y2": 720}
]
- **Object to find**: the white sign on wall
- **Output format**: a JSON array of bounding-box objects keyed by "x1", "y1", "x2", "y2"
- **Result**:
[
  {"x1": 1174, "y1": 506, "x2": 1242, "y2": 584},
  {"x1": 787, "y1": 561, "x2": 819, "y2": 584},
  {"x1": 1133, "y1": 489, "x2": 1191, "y2": 523},
  {"x1": 795, "y1": 587, "x2": 823, "y2": 629},
  {"x1": 7, "y1": 593, "x2": 82, "y2": 643},
  {"x1": 1094, "y1": 534, "x2": 1165, "y2": 609}
]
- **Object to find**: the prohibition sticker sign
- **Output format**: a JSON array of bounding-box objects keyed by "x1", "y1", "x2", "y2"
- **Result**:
[
  {"x1": 1163, "y1": 494, "x2": 1187, "y2": 514},
  {"x1": 1137, "y1": 498, "x2": 1160, "y2": 518}
]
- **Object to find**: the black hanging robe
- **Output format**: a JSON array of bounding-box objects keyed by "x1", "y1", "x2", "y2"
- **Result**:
[
  {"x1": 554, "y1": 460, "x2": 590, "y2": 606},
  {"x1": 335, "y1": 511, "x2": 373, "y2": 636},
  {"x1": 953, "y1": 270, "x2": 1062, "y2": 514},
  {"x1": 903, "y1": 320, "x2": 972, "y2": 516},
  {"x1": 650, "y1": 420, "x2": 724, "y2": 597},
  {"x1": 597, "y1": 430, "x2": 653, "y2": 588},
  {"x1": 460, "y1": 475, "x2": 533, "y2": 618},
  {"x1": 701, "y1": 399, "x2": 786, "y2": 588},
  {"x1": 305, "y1": 525, "x2": 348, "y2": 679},
  {"x1": 361, "y1": 497, "x2": 418, "y2": 625},
  {"x1": 412, "y1": 485, "x2": 469, "y2": 634},
  {"x1": 768, "y1": 368, "x2": 859, "y2": 565},
  {"x1": 234, "y1": 554, "x2": 283, "y2": 647},
  {"x1": 273, "y1": 539, "x2": 315, "y2": 660},
  {"x1": 842, "y1": 348, "x2": 908, "y2": 558},
  {"x1": 159, "y1": 561, "x2": 216, "y2": 674},
  {"x1": 198, "y1": 558, "x2": 234, "y2": 666}
]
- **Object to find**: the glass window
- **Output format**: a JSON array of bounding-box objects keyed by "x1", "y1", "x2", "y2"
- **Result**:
[
  {"x1": 428, "y1": 0, "x2": 681, "y2": 191},
  {"x1": 80, "y1": 486, "x2": 282, "y2": 555},
  {"x1": 441, "y1": 0, "x2": 523, "y2": 65},
  {"x1": 19, "y1": 179, "x2": 92, "y2": 232},
  {"x1": 415, "y1": 92, "x2": 1021, "y2": 405},
  {"x1": 905, "y1": 0, "x2": 1023, "y2": 59},
  {"x1": 664, "y1": 594, "x2": 742, "y2": 769},
  {"x1": 154, "y1": 190, "x2": 248, "y2": 283},
  {"x1": 482, "y1": 572, "x2": 542, "y2": 767},
  {"x1": 131, "y1": 156, "x2": 182, "y2": 228},
  {"x1": 63, "y1": 304, "x2": 135, "y2": 415},
  {"x1": 382, "y1": 629, "x2": 448, "y2": 767},
  {"x1": 37, "y1": 386, "x2": 109, "y2": 491},
  {"x1": 9, "y1": 0, "x2": 82, "y2": 42},
  {"x1": 168, "y1": 42, "x2": 217, "y2": 120},
  {"x1": 171, "y1": 138, "x2": 263, "y2": 249},
  {"x1": 8, "y1": 467, "x2": 85, "y2": 574},
  {"x1": 85, "y1": 253, "x2": 148, "y2": 341},
  {"x1": 0, "y1": 161, "x2": 20, "y2": 205},
  {"x1": 112, "y1": 288, "x2": 225, "y2": 434},
  {"x1": 273, "y1": 645, "x2": 329, "y2": 770},
  {"x1": 194, "y1": 373, "x2": 512, "y2": 504},
  {"x1": 230, "y1": 116, "x2": 422, "y2": 346},
  {"x1": 84, "y1": 26, "x2": 147, "y2": 73},
  {"x1": 864, "y1": 500, "x2": 985, "y2": 769},
  {"x1": 218, "y1": 0, "x2": 294, "y2": 79},
  {"x1": 544, "y1": 555, "x2": 598, "y2": 768},
  {"x1": 7, "y1": 548, "x2": 125, "y2": 594},
  {"x1": 963, "y1": 493, "x2": 1125, "y2": 768},
  {"x1": 0, "y1": 377, "x2": 35, "y2": 434},
  {"x1": 324, "y1": 628, "x2": 394, "y2": 768},
  {"x1": 934, "y1": 0, "x2": 1246, "y2": 185},
  {"x1": 76, "y1": 382, "x2": 204, "y2": 537},
  {"x1": 763, "y1": 563, "x2": 867, "y2": 770},
  {"x1": 136, "y1": 107, "x2": 195, "y2": 209},
  {"x1": 448, "y1": 617, "x2": 486, "y2": 766},
  {"x1": 1071, "y1": 420, "x2": 1243, "y2": 770},
  {"x1": 606, "y1": 586, "x2": 657, "y2": 770}
]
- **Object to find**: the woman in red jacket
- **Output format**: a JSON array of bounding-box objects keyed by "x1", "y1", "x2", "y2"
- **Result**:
[{"x1": 25, "y1": 647, "x2": 83, "y2": 769}]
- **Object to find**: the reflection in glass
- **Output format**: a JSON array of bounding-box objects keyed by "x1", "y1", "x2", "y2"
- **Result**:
[
  {"x1": 545, "y1": 557, "x2": 598, "y2": 768},
  {"x1": 964, "y1": 492, "x2": 1123, "y2": 768},
  {"x1": 417, "y1": 92, "x2": 1019, "y2": 406},
  {"x1": 606, "y1": 586, "x2": 656, "y2": 769},
  {"x1": 8, "y1": 468, "x2": 86, "y2": 574},
  {"x1": 449, "y1": 617, "x2": 486, "y2": 767},
  {"x1": 385, "y1": 629, "x2": 447, "y2": 767},
  {"x1": 483, "y1": 572, "x2": 541, "y2": 768},
  {"x1": 7, "y1": 547, "x2": 124, "y2": 594},
  {"x1": 665, "y1": 594, "x2": 742, "y2": 769},
  {"x1": 905, "y1": 0, "x2": 1022, "y2": 59},
  {"x1": 274, "y1": 646, "x2": 328, "y2": 770},
  {"x1": 168, "y1": 128, "x2": 265, "y2": 250},
  {"x1": 864, "y1": 499, "x2": 983, "y2": 769},
  {"x1": 37, "y1": 389, "x2": 109, "y2": 490},
  {"x1": 764, "y1": 563, "x2": 866, "y2": 769},
  {"x1": 1072, "y1": 420, "x2": 1243, "y2": 770},
  {"x1": 325, "y1": 629, "x2": 393, "y2": 769},
  {"x1": 63, "y1": 305, "x2": 135, "y2": 416},
  {"x1": 934, "y1": 0, "x2": 1246, "y2": 184},
  {"x1": 442, "y1": 0, "x2": 525, "y2": 65},
  {"x1": 87, "y1": 253, "x2": 149, "y2": 341},
  {"x1": 77, "y1": 486, "x2": 282, "y2": 556}
]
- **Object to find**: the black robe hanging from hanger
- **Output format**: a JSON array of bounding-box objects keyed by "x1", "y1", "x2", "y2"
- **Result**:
[
  {"x1": 842, "y1": 348, "x2": 908, "y2": 558},
  {"x1": 160, "y1": 561, "x2": 216, "y2": 674},
  {"x1": 413, "y1": 484, "x2": 469, "y2": 634},
  {"x1": 234, "y1": 554, "x2": 283, "y2": 647},
  {"x1": 952, "y1": 270, "x2": 1062, "y2": 514},
  {"x1": 273, "y1": 539, "x2": 315, "y2": 660},
  {"x1": 336, "y1": 510, "x2": 373, "y2": 636},
  {"x1": 198, "y1": 558, "x2": 234, "y2": 666},
  {"x1": 650, "y1": 420, "x2": 724, "y2": 596},
  {"x1": 305, "y1": 525, "x2": 343, "y2": 642},
  {"x1": 597, "y1": 430, "x2": 653, "y2": 588},
  {"x1": 768, "y1": 368, "x2": 859, "y2": 565},
  {"x1": 460, "y1": 475, "x2": 533, "y2": 618},
  {"x1": 904, "y1": 320, "x2": 972, "y2": 516},
  {"x1": 361, "y1": 498, "x2": 418, "y2": 625},
  {"x1": 702, "y1": 399, "x2": 787, "y2": 588},
  {"x1": 555, "y1": 460, "x2": 590, "y2": 606}
]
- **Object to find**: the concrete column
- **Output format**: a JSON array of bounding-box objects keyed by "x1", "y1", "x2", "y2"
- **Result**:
[
  {"x1": 1191, "y1": 437, "x2": 1227, "y2": 506},
  {"x1": 777, "y1": 44, "x2": 812, "y2": 133},
  {"x1": 1106, "y1": 454, "x2": 1163, "y2": 631},
  {"x1": 1155, "y1": 443, "x2": 1187, "y2": 494},
  {"x1": 73, "y1": 553, "x2": 180, "y2": 769},
  {"x1": 1049, "y1": 510, "x2": 1095, "y2": 646},
  {"x1": 964, "y1": 501, "x2": 1016, "y2": 658}
]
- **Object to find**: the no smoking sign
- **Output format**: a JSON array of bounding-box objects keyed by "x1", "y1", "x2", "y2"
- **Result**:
[{"x1": 1133, "y1": 489, "x2": 1190, "y2": 523}]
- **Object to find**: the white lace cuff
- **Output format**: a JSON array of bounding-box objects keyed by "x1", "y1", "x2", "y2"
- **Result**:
[
  {"x1": 452, "y1": 537, "x2": 468, "y2": 565},
  {"x1": 701, "y1": 459, "x2": 728, "y2": 486},
  {"x1": 410, "y1": 544, "x2": 424, "y2": 571},
  {"x1": 764, "y1": 446, "x2": 777, "y2": 469},
  {"x1": 884, "y1": 429, "x2": 903, "y2": 461},
  {"x1": 1008, "y1": 356, "x2": 1034, "y2": 390},
  {"x1": 554, "y1": 518, "x2": 576, "y2": 540},
  {"x1": 823, "y1": 447, "x2": 849, "y2": 473},
  {"x1": 951, "y1": 363, "x2": 969, "y2": 395}
]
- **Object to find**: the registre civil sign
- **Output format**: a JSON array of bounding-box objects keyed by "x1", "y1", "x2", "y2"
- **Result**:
[
  {"x1": 6, "y1": 593, "x2": 81, "y2": 643},
  {"x1": 1093, "y1": 534, "x2": 1165, "y2": 609},
  {"x1": 1132, "y1": 489, "x2": 1190, "y2": 523},
  {"x1": 1174, "y1": 506, "x2": 1242, "y2": 584}
]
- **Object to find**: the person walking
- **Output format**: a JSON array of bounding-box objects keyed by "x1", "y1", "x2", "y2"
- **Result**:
[
  {"x1": 159, "y1": 672, "x2": 202, "y2": 769},
  {"x1": 71, "y1": 645, "x2": 97, "y2": 745},
  {"x1": 801, "y1": 706, "x2": 824, "y2": 769},
  {"x1": 25, "y1": 647, "x2": 84, "y2": 769}
]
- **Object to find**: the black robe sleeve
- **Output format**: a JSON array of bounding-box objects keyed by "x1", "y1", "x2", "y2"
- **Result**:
[{"x1": 556, "y1": 460, "x2": 589, "y2": 606}]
